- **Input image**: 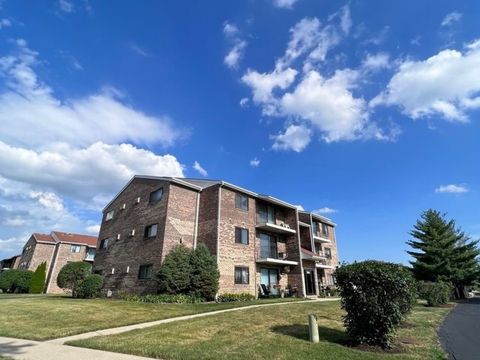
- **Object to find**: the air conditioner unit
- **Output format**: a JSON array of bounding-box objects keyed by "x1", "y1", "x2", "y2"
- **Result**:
[
  {"x1": 135, "y1": 197, "x2": 141, "y2": 204},
  {"x1": 121, "y1": 203, "x2": 126, "y2": 210},
  {"x1": 129, "y1": 229, "x2": 135, "y2": 237},
  {"x1": 116, "y1": 234, "x2": 121, "y2": 240}
]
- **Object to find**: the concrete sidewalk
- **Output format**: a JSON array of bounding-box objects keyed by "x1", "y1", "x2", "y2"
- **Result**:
[
  {"x1": 0, "y1": 336, "x2": 153, "y2": 360},
  {"x1": 49, "y1": 297, "x2": 339, "y2": 344},
  {"x1": 0, "y1": 297, "x2": 339, "y2": 359}
]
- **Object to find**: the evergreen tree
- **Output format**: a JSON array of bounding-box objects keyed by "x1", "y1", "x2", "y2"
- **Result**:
[
  {"x1": 157, "y1": 245, "x2": 192, "y2": 295},
  {"x1": 189, "y1": 243, "x2": 219, "y2": 300},
  {"x1": 407, "y1": 210, "x2": 480, "y2": 298},
  {"x1": 29, "y1": 262, "x2": 47, "y2": 294}
]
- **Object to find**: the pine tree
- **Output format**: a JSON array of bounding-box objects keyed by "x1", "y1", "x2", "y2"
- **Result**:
[
  {"x1": 29, "y1": 262, "x2": 47, "y2": 294},
  {"x1": 157, "y1": 245, "x2": 192, "y2": 295},
  {"x1": 407, "y1": 210, "x2": 480, "y2": 298},
  {"x1": 190, "y1": 243, "x2": 219, "y2": 300}
]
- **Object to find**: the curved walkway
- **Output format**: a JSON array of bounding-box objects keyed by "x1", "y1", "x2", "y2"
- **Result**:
[
  {"x1": 439, "y1": 297, "x2": 480, "y2": 360},
  {"x1": 0, "y1": 297, "x2": 339, "y2": 360}
]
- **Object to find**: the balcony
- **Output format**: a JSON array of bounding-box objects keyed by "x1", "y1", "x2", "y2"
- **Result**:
[
  {"x1": 315, "y1": 259, "x2": 335, "y2": 269},
  {"x1": 256, "y1": 249, "x2": 298, "y2": 266},
  {"x1": 256, "y1": 221, "x2": 297, "y2": 235},
  {"x1": 85, "y1": 248, "x2": 96, "y2": 262},
  {"x1": 301, "y1": 248, "x2": 327, "y2": 261},
  {"x1": 313, "y1": 234, "x2": 331, "y2": 243}
]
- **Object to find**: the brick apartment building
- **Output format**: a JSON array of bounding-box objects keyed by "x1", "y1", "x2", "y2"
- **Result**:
[
  {"x1": 94, "y1": 176, "x2": 339, "y2": 298},
  {"x1": 15, "y1": 231, "x2": 97, "y2": 293}
]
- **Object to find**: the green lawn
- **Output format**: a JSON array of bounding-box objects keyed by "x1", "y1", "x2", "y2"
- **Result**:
[
  {"x1": 69, "y1": 301, "x2": 450, "y2": 360},
  {"x1": 0, "y1": 294, "x2": 302, "y2": 340}
]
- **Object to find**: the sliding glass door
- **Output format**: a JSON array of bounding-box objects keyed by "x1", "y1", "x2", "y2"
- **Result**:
[
  {"x1": 260, "y1": 268, "x2": 279, "y2": 296},
  {"x1": 260, "y1": 233, "x2": 277, "y2": 258}
]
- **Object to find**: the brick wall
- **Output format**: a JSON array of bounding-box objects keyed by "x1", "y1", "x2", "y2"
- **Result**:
[
  {"x1": 18, "y1": 236, "x2": 55, "y2": 272},
  {"x1": 196, "y1": 185, "x2": 220, "y2": 256}
]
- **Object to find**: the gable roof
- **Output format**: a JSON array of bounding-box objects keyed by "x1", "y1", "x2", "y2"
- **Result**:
[
  {"x1": 32, "y1": 233, "x2": 55, "y2": 244},
  {"x1": 51, "y1": 231, "x2": 98, "y2": 247}
]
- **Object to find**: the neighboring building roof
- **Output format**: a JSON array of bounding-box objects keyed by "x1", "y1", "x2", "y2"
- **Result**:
[
  {"x1": 33, "y1": 233, "x2": 56, "y2": 244},
  {"x1": 298, "y1": 210, "x2": 336, "y2": 226},
  {"x1": 51, "y1": 231, "x2": 98, "y2": 247}
]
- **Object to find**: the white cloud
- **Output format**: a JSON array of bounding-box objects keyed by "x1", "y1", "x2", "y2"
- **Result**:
[
  {"x1": 0, "y1": 141, "x2": 184, "y2": 204},
  {"x1": 313, "y1": 207, "x2": 338, "y2": 214},
  {"x1": 271, "y1": 124, "x2": 311, "y2": 152},
  {"x1": 250, "y1": 157, "x2": 260, "y2": 167},
  {"x1": 371, "y1": 40, "x2": 480, "y2": 122},
  {"x1": 130, "y1": 43, "x2": 150, "y2": 57},
  {"x1": 239, "y1": 97, "x2": 249, "y2": 107},
  {"x1": 435, "y1": 184, "x2": 469, "y2": 194},
  {"x1": 362, "y1": 52, "x2": 390, "y2": 71},
  {"x1": 58, "y1": 0, "x2": 74, "y2": 13},
  {"x1": 223, "y1": 22, "x2": 239, "y2": 37},
  {"x1": 272, "y1": 0, "x2": 299, "y2": 9},
  {"x1": 86, "y1": 224, "x2": 101, "y2": 234},
  {"x1": 193, "y1": 161, "x2": 208, "y2": 177},
  {"x1": 0, "y1": 39, "x2": 181, "y2": 149},
  {"x1": 441, "y1": 11, "x2": 462, "y2": 27},
  {"x1": 224, "y1": 40, "x2": 247, "y2": 69},
  {"x1": 0, "y1": 18, "x2": 11, "y2": 29},
  {"x1": 30, "y1": 191, "x2": 64, "y2": 212},
  {"x1": 363, "y1": 26, "x2": 390, "y2": 45}
]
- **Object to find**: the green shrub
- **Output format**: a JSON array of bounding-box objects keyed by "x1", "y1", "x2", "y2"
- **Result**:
[
  {"x1": 29, "y1": 262, "x2": 47, "y2": 294},
  {"x1": 0, "y1": 269, "x2": 33, "y2": 293},
  {"x1": 76, "y1": 274, "x2": 104, "y2": 298},
  {"x1": 335, "y1": 260, "x2": 417, "y2": 348},
  {"x1": 57, "y1": 262, "x2": 92, "y2": 297},
  {"x1": 189, "y1": 243, "x2": 220, "y2": 300},
  {"x1": 418, "y1": 281, "x2": 452, "y2": 306},
  {"x1": 121, "y1": 293, "x2": 204, "y2": 304},
  {"x1": 217, "y1": 293, "x2": 255, "y2": 302},
  {"x1": 157, "y1": 245, "x2": 192, "y2": 295}
]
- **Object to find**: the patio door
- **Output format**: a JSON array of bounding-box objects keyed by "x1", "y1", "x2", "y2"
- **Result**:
[
  {"x1": 304, "y1": 269, "x2": 315, "y2": 295},
  {"x1": 260, "y1": 268, "x2": 279, "y2": 296}
]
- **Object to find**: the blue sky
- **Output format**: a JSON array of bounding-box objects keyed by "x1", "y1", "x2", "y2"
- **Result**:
[{"x1": 0, "y1": 0, "x2": 479, "y2": 264}]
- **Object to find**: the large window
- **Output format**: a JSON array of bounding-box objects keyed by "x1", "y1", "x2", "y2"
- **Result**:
[
  {"x1": 99, "y1": 237, "x2": 111, "y2": 249},
  {"x1": 105, "y1": 210, "x2": 114, "y2": 221},
  {"x1": 257, "y1": 204, "x2": 275, "y2": 224},
  {"x1": 149, "y1": 188, "x2": 163, "y2": 203},
  {"x1": 235, "y1": 193, "x2": 249, "y2": 211},
  {"x1": 322, "y1": 223, "x2": 329, "y2": 236},
  {"x1": 234, "y1": 266, "x2": 249, "y2": 284},
  {"x1": 144, "y1": 224, "x2": 158, "y2": 238},
  {"x1": 260, "y1": 268, "x2": 279, "y2": 296},
  {"x1": 138, "y1": 264, "x2": 153, "y2": 279},
  {"x1": 259, "y1": 233, "x2": 277, "y2": 258},
  {"x1": 235, "y1": 227, "x2": 249, "y2": 245},
  {"x1": 325, "y1": 247, "x2": 332, "y2": 259},
  {"x1": 70, "y1": 245, "x2": 81, "y2": 253}
]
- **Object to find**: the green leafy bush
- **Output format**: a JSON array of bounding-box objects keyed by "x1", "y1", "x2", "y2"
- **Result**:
[
  {"x1": 157, "y1": 245, "x2": 192, "y2": 295},
  {"x1": 29, "y1": 262, "x2": 47, "y2": 294},
  {"x1": 217, "y1": 293, "x2": 255, "y2": 302},
  {"x1": 76, "y1": 274, "x2": 104, "y2": 298},
  {"x1": 57, "y1": 262, "x2": 92, "y2": 297},
  {"x1": 335, "y1": 260, "x2": 417, "y2": 348},
  {"x1": 0, "y1": 269, "x2": 33, "y2": 293},
  {"x1": 190, "y1": 243, "x2": 220, "y2": 300},
  {"x1": 418, "y1": 281, "x2": 452, "y2": 306},
  {"x1": 121, "y1": 293, "x2": 204, "y2": 304}
]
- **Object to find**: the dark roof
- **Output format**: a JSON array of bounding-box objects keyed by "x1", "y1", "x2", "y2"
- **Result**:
[{"x1": 179, "y1": 178, "x2": 222, "y2": 189}]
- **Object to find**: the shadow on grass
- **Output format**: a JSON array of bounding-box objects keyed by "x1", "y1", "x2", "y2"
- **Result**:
[{"x1": 271, "y1": 324, "x2": 347, "y2": 345}]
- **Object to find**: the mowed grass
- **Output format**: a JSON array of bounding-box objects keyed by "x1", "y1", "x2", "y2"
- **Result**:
[
  {"x1": 0, "y1": 295, "x2": 302, "y2": 340},
  {"x1": 70, "y1": 301, "x2": 450, "y2": 360}
]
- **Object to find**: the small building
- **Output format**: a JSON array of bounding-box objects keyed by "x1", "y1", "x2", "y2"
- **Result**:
[
  {"x1": 17, "y1": 231, "x2": 98, "y2": 293},
  {"x1": 0, "y1": 254, "x2": 22, "y2": 271}
]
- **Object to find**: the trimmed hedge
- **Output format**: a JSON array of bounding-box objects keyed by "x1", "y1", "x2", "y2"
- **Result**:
[
  {"x1": 0, "y1": 269, "x2": 33, "y2": 293},
  {"x1": 121, "y1": 293, "x2": 204, "y2": 304},
  {"x1": 217, "y1": 293, "x2": 255, "y2": 302},
  {"x1": 76, "y1": 274, "x2": 104, "y2": 299},
  {"x1": 335, "y1": 260, "x2": 417, "y2": 348},
  {"x1": 418, "y1": 281, "x2": 452, "y2": 306}
]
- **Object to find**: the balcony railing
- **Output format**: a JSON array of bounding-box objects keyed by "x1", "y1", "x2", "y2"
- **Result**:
[{"x1": 256, "y1": 248, "x2": 298, "y2": 266}]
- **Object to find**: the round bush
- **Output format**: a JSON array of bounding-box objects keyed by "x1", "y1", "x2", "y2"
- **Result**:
[
  {"x1": 418, "y1": 281, "x2": 451, "y2": 306},
  {"x1": 57, "y1": 262, "x2": 92, "y2": 297},
  {"x1": 335, "y1": 261, "x2": 417, "y2": 348},
  {"x1": 0, "y1": 269, "x2": 33, "y2": 293},
  {"x1": 76, "y1": 274, "x2": 104, "y2": 298}
]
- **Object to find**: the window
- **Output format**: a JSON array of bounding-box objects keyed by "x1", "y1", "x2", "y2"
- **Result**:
[
  {"x1": 235, "y1": 193, "x2": 249, "y2": 211},
  {"x1": 322, "y1": 223, "x2": 329, "y2": 236},
  {"x1": 105, "y1": 210, "x2": 114, "y2": 221},
  {"x1": 312, "y1": 222, "x2": 319, "y2": 236},
  {"x1": 259, "y1": 233, "x2": 278, "y2": 258},
  {"x1": 138, "y1": 264, "x2": 153, "y2": 279},
  {"x1": 235, "y1": 227, "x2": 249, "y2": 245},
  {"x1": 258, "y1": 204, "x2": 275, "y2": 223},
  {"x1": 149, "y1": 188, "x2": 163, "y2": 203},
  {"x1": 234, "y1": 266, "x2": 249, "y2": 284},
  {"x1": 99, "y1": 237, "x2": 111, "y2": 249},
  {"x1": 325, "y1": 247, "x2": 332, "y2": 259},
  {"x1": 144, "y1": 224, "x2": 158, "y2": 238},
  {"x1": 71, "y1": 245, "x2": 81, "y2": 253}
]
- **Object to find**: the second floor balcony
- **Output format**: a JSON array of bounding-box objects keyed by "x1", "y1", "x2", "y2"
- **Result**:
[{"x1": 255, "y1": 240, "x2": 298, "y2": 266}]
